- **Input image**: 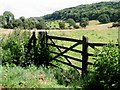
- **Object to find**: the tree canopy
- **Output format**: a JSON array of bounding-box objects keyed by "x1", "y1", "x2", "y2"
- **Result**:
[
  {"x1": 43, "y1": 2, "x2": 119, "y2": 22},
  {"x1": 67, "y1": 18, "x2": 76, "y2": 27},
  {"x1": 97, "y1": 14, "x2": 110, "y2": 24},
  {"x1": 80, "y1": 18, "x2": 89, "y2": 28}
]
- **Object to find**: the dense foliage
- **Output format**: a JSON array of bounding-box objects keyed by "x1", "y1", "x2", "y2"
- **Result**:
[
  {"x1": 94, "y1": 44, "x2": 119, "y2": 90},
  {"x1": 79, "y1": 18, "x2": 89, "y2": 28},
  {"x1": 82, "y1": 44, "x2": 120, "y2": 90},
  {"x1": 43, "y1": 2, "x2": 119, "y2": 22},
  {"x1": 98, "y1": 14, "x2": 110, "y2": 23},
  {"x1": 59, "y1": 21, "x2": 65, "y2": 29},
  {"x1": 0, "y1": 30, "x2": 52, "y2": 67},
  {"x1": 0, "y1": 12, "x2": 46, "y2": 30},
  {"x1": 0, "y1": 30, "x2": 30, "y2": 66},
  {"x1": 67, "y1": 18, "x2": 76, "y2": 27}
]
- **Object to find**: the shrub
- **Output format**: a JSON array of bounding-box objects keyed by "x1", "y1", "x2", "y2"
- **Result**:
[
  {"x1": 97, "y1": 14, "x2": 110, "y2": 24},
  {"x1": 80, "y1": 18, "x2": 89, "y2": 28},
  {"x1": 73, "y1": 24, "x2": 80, "y2": 29},
  {"x1": 67, "y1": 18, "x2": 76, "y2": 27},
  {"x1": 59, "y1": 21, "x2": 65, "y2": 29},
  {"x1": 0, "y1": 29, "x2": 31, "y2": 66},
  {"x1": 94, "y1": 44, "x2": 119, "y2": 90},
  {"x1": 0, "y1": 29, "x2": 53, "y2": 67},
  {"x1": 82, "y1": 43, "x2": 120, "y2": 90},
  {"x1": 112, "y1": 22, "x2": 120, "y2": 27}
]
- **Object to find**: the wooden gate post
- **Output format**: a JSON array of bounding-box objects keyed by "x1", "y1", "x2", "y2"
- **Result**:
[
  {"x1": 118, "y1": 29, "x2": 120, "y2": 65},
  {"x1": 38, "y1": 31, "x2": 48, "y2": 65},
  {"x1": 82, "y1": 36, "x2": 88, "y2": 78},
  {"x1": 38, "y1": 31, "x2": 47, "y2": 48},
  {"x1": 33, "y1": 32, "x2": 37, "y2": 62}
]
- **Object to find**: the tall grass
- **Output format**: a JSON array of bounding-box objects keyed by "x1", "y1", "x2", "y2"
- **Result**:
[{"x1": 1, "y1": 65, "x2": 68, "y2": 88}]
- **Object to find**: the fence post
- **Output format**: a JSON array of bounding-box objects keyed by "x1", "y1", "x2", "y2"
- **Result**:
[{"x1": 82, "y1": 36, "x2": 88, "y2": 78}]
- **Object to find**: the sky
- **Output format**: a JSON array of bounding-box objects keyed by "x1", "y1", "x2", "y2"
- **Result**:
[{"x1": 0, "y1": 0, "x2": 111, "y2": 18}]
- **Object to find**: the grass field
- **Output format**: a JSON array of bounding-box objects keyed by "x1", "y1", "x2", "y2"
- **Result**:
[
  {"x1": 1, "y1": 65, "x2": 69, "y2": 88},
  {"x1": 49, "y1": 28, "x2": 118, "y2": 43}
]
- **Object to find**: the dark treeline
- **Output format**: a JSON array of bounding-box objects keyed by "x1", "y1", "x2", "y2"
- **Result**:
[{"x1": 43, "y1": 2, "x2": 120, "y2": 22}]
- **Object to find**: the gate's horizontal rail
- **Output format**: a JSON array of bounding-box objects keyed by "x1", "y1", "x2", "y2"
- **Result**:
[
  {"x1": 54, "y1": 59, "x2": 82, "y2": 70},
  {"x1": 88, "y1": 43, "x2": 118, "y2": 48},
  {"x1": 48, "y1": 35, "x2": 83, "y2": 43},
  {"x1": 48, "y1": 43, "x2": 94, "y2": 56},
  {"x1": 51, "y1": 51, "x2": 82, "y2": 62},
  {"x1": 51, "y1": 51, "x2": 93, "y2": 65},
  {"x1": 48, "y1": 43, "x2": 83, "y2": 54}
]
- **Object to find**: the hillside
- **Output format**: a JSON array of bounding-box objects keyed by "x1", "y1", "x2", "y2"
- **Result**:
[{"x1": 43, "y1": 1, "x2": 119, "y2": 22}]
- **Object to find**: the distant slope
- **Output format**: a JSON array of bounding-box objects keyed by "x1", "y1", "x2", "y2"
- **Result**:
[{"x1": 43, "y1": 1, "x2": 119, "y2": 22}]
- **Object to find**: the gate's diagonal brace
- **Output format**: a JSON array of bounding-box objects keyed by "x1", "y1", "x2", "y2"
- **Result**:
[
  {"x1": 49, "y1": 38, "x2": 72, "y2": 65},
  {"x1": 51, "y1": 41, "x2": 80, "y2": 61}
]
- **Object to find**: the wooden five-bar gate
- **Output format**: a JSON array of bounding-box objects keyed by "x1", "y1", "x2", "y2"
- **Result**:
[{"x1": 29, "y1": 31, "x2": 118, "y2": 77}]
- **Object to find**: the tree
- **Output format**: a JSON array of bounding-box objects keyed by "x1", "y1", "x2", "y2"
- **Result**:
[
  {"x1": 97, "y1": 14, "x2": 110, "y2": 24},
  {"x1": 67, "y1": 18, "x2": 76, "y2": 27},
  {"x1": 3, "y1": 11, "x2": 15, "y2": 28},
  {"x1": 3, "y1": 11, "x2": 14, "y2": 20},
  {"x1": 19, "y1": 16, "x2": 25, "y2": 22},
  {"x1": 18, "y1": 16, "x2": 26, "y2": 29},
  {"x1": 36, "y1": 19, "x2": 46, "y2": 29},
  {"x1": 80, "y1": 18, "x2": 89, "y2": 28},
  {"x1": 13, "y1": 19, "x2": 23, "y2": 28},
  {"x1": 0, "y1": 16, "x2": 3, "y2": 27},
  {"x1": 59, "y1": 21, "x2": 65, "y2": 29}
]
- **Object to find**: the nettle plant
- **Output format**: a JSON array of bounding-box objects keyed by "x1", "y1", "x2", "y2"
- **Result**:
[
  {"x1": 83, "y1": 43, "x2": 120, "y2": 90},
  {"x1": 94, "y1": 44, "x2": 119, "y2": 90},
  {"x1": 0, "y1": 29, "x2": 53, "y2": 67},
  {"x1": 0, "y1": 29, "x2": 31, "y2": 66}
]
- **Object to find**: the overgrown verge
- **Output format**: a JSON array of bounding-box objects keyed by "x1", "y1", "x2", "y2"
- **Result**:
[
  {"x1": 54, "y1": 68, "x2": 81, "y2": 88},
  {"x1": 1, "y1": 65, "x2": 67, "y2": 88}
]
